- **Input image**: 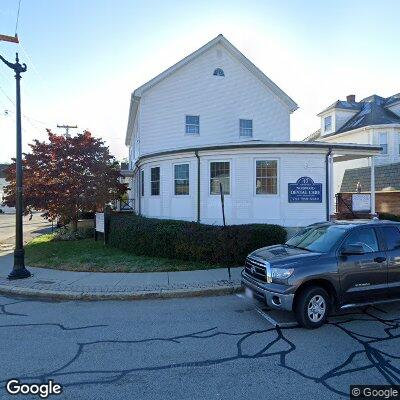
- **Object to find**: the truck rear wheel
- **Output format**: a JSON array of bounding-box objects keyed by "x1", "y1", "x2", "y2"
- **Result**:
[{"x1": 294, "y1": 286, "x2": 329, "y2": 329}]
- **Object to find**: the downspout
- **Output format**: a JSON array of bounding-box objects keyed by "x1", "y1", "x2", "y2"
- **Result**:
[
  {"x1": 325, "y1": 147, "x2": 333, "y2": 221},
  {"x1": 195, "y1": 151, "x2": 200, "y2": 223},
  {"x1": 137, "y1": 167, "x2": 141, "y2": 216}
]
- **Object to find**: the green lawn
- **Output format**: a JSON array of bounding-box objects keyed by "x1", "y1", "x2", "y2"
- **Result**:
[{"x1": 25, "y1": 234, "x2": 221, "y2": 272}]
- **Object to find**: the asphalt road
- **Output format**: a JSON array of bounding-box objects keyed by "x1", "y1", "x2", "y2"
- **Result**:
[
  {"x1": 0, "y1": 294, "x2": 397, "y2": 400},
  {"x1": 0, "y1": 213, "x2": 52, "y2": 251}
]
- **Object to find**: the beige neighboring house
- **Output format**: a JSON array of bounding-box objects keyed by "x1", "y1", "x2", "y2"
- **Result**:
[{"x1": 305, "y1": 93, "x2": 400, "y2": 196}]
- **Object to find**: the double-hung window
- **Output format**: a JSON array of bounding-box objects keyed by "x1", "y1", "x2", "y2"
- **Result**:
[
  {"x1": 210, "y1": 162, "x2": 230, "y2": 195},
  {"x1": 239, "y1": 119, "x2": 253, "y2": 137},
  {"x1": 151, "y1": 167, "x2": 160, "y2": 196},
  {"x1": 256, "y1": 160, "x2": 278, "y2": 195},
  {"x1": 324, "y1": 116, "x2": 332, "y2": 133},
  {"x1": 379, "y1": 132, "x2": 388, "y2": 155},
  {"x1": 174, "y1": 164, "x2": 189, "y2": 195},
  {"x1": 185, "y1": 115, "x2": 199, "y2": 134}
]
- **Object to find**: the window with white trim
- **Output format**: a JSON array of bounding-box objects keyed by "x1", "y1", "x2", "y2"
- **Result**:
[
  {"x1": 174, "y1": 164, "x2": 189, "y2": 195},
  {"x1": 256, "y1": 160, "x2": 278, "y2": 194},
  {"x1": 185, "y1": 115, "x2": 199, "y2": 134},
  {"x1": 239, "y1": 119, "x2": 253, "y2": 137},
  {"x1": 210, "y1": 162, "x2": 230, "y2": 195},
  {"x1": 324, "y1": 116, "x2": 332, "y2": 133},
  {"x1": 379, "y1": 132, "x2": 388, "y2": 154},
  {"x1": 151, "y1": 167, "x2": 160, "y2": 196}
]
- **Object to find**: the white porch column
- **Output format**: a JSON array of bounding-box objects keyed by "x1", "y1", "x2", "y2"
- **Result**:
[
  {"x1": 329, "y1": 153, "x2": 335, "y2": 219},
  {"x1": 370, "y1": 156, "x2": 376, "y2": 215}
]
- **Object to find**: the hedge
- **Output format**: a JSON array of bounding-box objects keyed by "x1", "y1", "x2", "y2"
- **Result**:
[
  {"x1": 108, "y1": 214, "x2": 287, "y2": 266},
  {"x1": 379, "y1": 212, "x2": 400, "y2": 222}
]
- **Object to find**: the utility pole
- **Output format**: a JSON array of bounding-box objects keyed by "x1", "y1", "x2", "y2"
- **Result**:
[
  {"x1": 0, "y1": 52, "x2": 31, "y2": 279},
  {"x1": 57, "y1": 124, "x2": 77, "y2": 136}
]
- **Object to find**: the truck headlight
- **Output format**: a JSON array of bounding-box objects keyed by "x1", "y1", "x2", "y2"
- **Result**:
[{"x1": 271, "y1": 268, "x2": 294, "y2": 282}]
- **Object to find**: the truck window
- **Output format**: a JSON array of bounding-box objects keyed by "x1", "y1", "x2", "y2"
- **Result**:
[
  {"x1": 381, "y1": 226, "x2": 400, "y2": 250},
  {"x1": 343, "y1": 228, "x2": 379, "y2": 253}
]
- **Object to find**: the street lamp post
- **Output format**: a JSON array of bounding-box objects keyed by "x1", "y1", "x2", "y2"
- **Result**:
[{"x1": 0, "y1": 52, "x2": 31, "y2": 279}]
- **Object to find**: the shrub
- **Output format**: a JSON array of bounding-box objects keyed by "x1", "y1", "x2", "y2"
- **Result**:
[
  {"x1": 54, "y1": 226, "x2": 94, "y2": 241},
  {"x1": 108, "y1": 214, "x2": 287, "y2": 265},
  {"x1": 379, "y1": 212, "x2": 400, "y2": 222}
]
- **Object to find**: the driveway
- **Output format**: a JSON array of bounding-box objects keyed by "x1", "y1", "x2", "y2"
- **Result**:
[
  {"x1": 0, "y1": 213, "x2": 52, "y2": 252},
  {"x1": 0, "y1": 293, "x2": 398, "y2": 399}
]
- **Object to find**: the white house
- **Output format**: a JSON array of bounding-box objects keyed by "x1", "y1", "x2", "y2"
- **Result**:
[
  {"x1": 125, "y1": 35, "x2": 381, "y2": 226},
  {"x1": 305, "y1": 94, "x2": 400, "y2": 194}
]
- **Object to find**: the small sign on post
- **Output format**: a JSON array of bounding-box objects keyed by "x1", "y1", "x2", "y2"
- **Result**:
[
  {"x1": 95, "y1": 212, "x2": 105, "y2": 242},
  {"x1": 352, "y1": 193, "x2": 371, "y2": 212}
]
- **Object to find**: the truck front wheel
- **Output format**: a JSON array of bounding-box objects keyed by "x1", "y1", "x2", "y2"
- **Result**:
[{"x1": 294, "y1": 286, "x2": 329, "y2": 329}]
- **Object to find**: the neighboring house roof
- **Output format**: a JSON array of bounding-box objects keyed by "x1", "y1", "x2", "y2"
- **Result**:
[
  {"x1": 305, "y1": 93, "x2": 400, "y2": 141},
  {"x1": 341, "y1": 162, "x2": 400, "y2": 192},
  {"x1": 303, "y1": 129, "x2": 321, "y2": 142},
  {"x1": 0, "y1": 164, "x2": 9, "y2": 179},
  {"x1": 125, "y1": 34, "x2": 298, "y2": 146}
]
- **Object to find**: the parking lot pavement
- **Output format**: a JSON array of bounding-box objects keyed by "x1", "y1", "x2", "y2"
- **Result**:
[{"x1": 0, "y1": 294, "x2": 399, "y2": 399}]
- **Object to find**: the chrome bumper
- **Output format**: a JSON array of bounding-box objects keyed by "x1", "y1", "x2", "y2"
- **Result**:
[{"x1": 241, "y1": 270, "x2": 294, "y2": 311}]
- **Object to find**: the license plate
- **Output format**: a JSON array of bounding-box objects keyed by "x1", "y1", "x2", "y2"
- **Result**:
[{"x1": 245, "y1": 287, "x2": 254, "y2": 299}]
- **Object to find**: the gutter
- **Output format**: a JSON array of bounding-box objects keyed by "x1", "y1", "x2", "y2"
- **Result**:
[
  {"x1": 325, "y1": 147, "x2": 333, "y2": 221},
  {"x1": 136, "y1": 142, "x2": 382, "y2": 164},
  {"x1": 195, "y1": 151, "x2": 200, "y2": 223}
]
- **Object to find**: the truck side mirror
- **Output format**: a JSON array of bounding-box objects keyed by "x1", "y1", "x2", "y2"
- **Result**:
[{"x1": 341, "y1": 243, "x2": 365, "y2": 255}]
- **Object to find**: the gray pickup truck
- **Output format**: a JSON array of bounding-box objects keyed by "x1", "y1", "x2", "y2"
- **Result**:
[{"x1": 241, "y1": 220, "x2": 400, "y2": 328}]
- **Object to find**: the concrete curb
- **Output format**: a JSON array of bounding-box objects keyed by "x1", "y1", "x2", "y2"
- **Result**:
[{"x1": 0, "y1": 283, "x2": 243, "y2": 301}]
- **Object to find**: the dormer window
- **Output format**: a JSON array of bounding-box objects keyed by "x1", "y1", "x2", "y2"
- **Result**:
[
  {"x1": 324, "y1": 116, "x2": 332, "y2": 133},
  {"x1": 213, "y1": 68, "x2": 225, "y2": 77}
]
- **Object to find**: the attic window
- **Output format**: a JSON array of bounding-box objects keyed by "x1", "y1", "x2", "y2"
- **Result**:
[{"x1": 213, "y1": 68, "x2": 225, "y2": 77}]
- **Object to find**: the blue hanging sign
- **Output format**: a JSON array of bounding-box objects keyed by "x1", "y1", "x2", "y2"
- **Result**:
[{"x1": 288, "y1": 177, "x2": 323, "y2": 203}]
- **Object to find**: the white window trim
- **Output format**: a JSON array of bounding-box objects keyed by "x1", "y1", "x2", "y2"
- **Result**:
[
  {"x1": 150, "y1": 165, "x2": 161, "y2": 196},
  {"x1": 239, "y1": 119, "x2": 253, "y2": 137},
  {"x1": 173, "y1": 162, "x2": 190, "y2": 196},
  {"x1": 185, "y1": 115, "x2": 200, "y2": 136},
  {"x1": 209, "y1": 160, "x2": 231, "y2": 197},
  {"x1": 254, "y1": 158, "x2": 280, "y2": 197}
]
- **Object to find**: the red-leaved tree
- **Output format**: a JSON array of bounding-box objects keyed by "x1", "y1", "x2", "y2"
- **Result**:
[{"x1": 3, "y1": 129, "x2": 127, "y2": 230}]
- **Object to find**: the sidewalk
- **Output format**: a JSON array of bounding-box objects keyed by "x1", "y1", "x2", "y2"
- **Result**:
[{"x1": 0, "y1": 252, "x2": 242, "y2": 300}]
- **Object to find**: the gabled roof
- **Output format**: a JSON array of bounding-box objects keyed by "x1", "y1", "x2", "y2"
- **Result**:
[
  {"x1": 305, "y1": 92, "x2": 400, "y2": 141},
  {"x1": 125, "y1": 34, "x2": 298, "y2": 145},
  {"x1": 318, "y1": 100, "x2": 360, "y2": 115}
]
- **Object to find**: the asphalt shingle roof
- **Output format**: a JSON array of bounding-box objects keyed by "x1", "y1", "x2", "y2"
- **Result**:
[
  {"x1": 340, "y1": 162, "x2": 400, "y2": 192},
  {"x1": 305, "y1": 93, "x2": 400, "y2": 141}
]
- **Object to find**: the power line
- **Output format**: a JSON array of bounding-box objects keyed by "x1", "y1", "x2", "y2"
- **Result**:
[{"x1": 15, "y1": 0, "x2": 22, "y2": 36}]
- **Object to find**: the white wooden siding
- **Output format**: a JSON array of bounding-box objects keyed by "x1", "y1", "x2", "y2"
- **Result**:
[
  {"x1": 135, "y1": 149, "x2": 327, "y2": 227},
  {"x1": 136, "y1": 44, "x2": 290, "y2": 156}
]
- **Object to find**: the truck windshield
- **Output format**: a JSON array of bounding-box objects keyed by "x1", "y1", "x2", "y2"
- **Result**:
[{"x1": 286, "y1": 225, "x2": 348, "y2": 253}]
